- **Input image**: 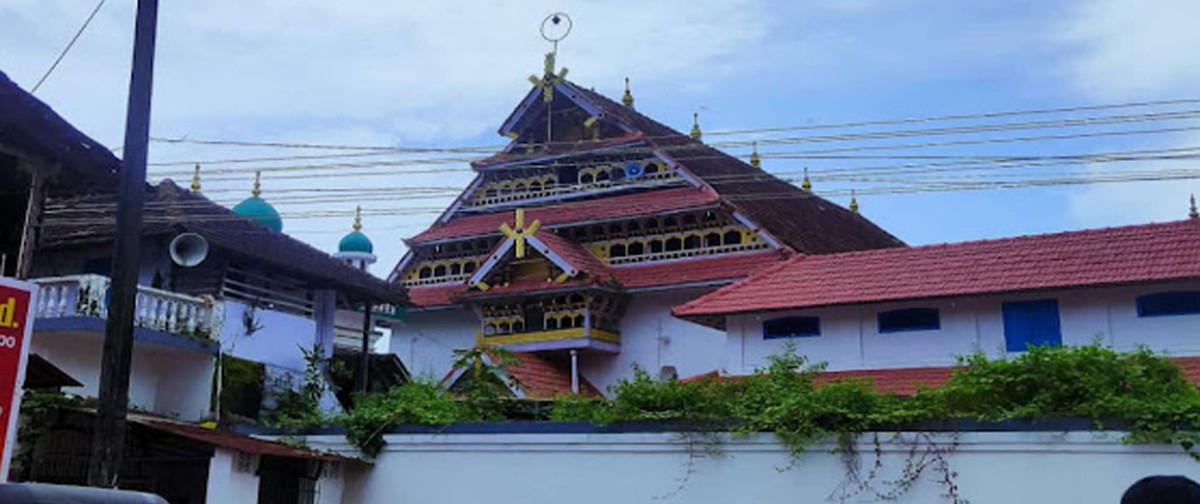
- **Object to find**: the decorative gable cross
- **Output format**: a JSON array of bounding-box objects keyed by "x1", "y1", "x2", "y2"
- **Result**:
[
  {"x1": 528, "y1": 52, "x2": 569, "y2": 103},
  {"x1": 499, "y1": 208, "x2": 541, "y2": 258}
]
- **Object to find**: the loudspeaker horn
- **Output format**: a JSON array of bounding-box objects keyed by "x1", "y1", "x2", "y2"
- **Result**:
[{"x1": 169, "y1": 233, "x2": 209, "y2": 268}]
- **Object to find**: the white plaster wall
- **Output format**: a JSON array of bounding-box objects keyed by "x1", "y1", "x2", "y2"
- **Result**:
[
  {"x1": 310, "y1": 431, "x2": 1200, "y2": 504},
  {"x1": 390, "y1": 309, "x2": 478, "y2": 380},
  {"x1": 220, "y1": 299, "x2": 318, "y2": 375},
  {"x1": 722, "y1": 282, "x2": 1200, "y2": 374},
  {"x1": 582, "y1": 288, "x2": 728, "y2": 393},
  {"x1": 205, "y1": 449, "x2": 260, "y2": 504},
  {"x1": 30, "y1": 331, "x2": 213, "y2": 420}
]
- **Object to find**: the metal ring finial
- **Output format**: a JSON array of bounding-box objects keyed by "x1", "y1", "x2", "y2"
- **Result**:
[{"x1": 540, "y1": 12, "x2": 573, "y2": 43}]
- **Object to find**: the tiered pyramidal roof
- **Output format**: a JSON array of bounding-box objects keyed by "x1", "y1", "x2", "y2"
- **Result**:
[{"x1": 391, "y1": 75, "x2": 903, "y2": 310}]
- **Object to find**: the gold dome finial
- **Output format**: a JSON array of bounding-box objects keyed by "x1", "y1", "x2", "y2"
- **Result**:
[
  {"x1": 353, "y1": 205, "x2": 364, "y2": 231},
  {"x1": 251, "y1": 171, "x2": 262, "y2": 197},
  {"x1": 749, "y1": 142, "x2": 761, "y2": 168},
  {"x1": 801, "y1": 167, "x2": 812, "y2": 191},
  {"x1": 1190, "y1": 194, "x2": 1198, "y2": 219},
  {"x1": 190, "y1": 164, "x2": 202, "y2": 192},
  {"x1": 689, "y1": 112, "x2": 702, "y2": 140},
  {"x1": 849, "y1": 190, "x2": 859, "y2": 213},
  {"x1": 622, "y1": 77, "x2": 635, "y2": 108}
]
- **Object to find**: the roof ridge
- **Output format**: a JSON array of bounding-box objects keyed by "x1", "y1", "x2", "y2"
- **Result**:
[{"x1": 814, "y1": 218, "x2": 1200, "y2": 261}]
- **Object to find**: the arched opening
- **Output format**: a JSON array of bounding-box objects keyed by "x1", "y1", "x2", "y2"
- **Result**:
[
  {"x1": 463, "y1": 261, "x2": 477, "y2": 273},
  {"x1": 683, "y1": 235, "x2": 701, "y2": 250},
  {"x1": 546, "y1": 317, "x2": 559, "y2": 330},
  {"x1": 433, "y1": 265, "x2": 447, "y2": 277},
  {"x1": 418, "y1": 267, "x2": 432, "y2": 279},
  {"x1": 705, "y1": 233, "x2": 722, "y2": 247},
  {"x1": 666, "y1": 237, "x2": 682, "y2": 251},
  {"x1": 723, "y1": 230, "x2": 743, "y2": 245},
  {"x1": 628, "y1": 242, "x2": 645, "y2": 255},
  {"x1": 596, "y1": 170, "x2": 611, "y2": 182},
  {"x1": 573, "y1": 314, "x2": 586, "y2": 328},
  {"x1": 450, "y1": 263, "x2": 462, "y2": 275},
  {"x1": 610, "y1": 244, "x2": 627, "y2": 257},
  {"x1": 649, "y1": 240, "x2": 664, "y2": 253},
  {"x1": 580, "y1": 173, "x2": 595, "y2": 184}
]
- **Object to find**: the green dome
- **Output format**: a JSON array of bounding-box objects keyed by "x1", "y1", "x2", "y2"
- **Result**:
[
  {"x1": 339, "y1": 230, "x2": 374, "y2": 253},
  {"x1": 232, "y1": 196, "x2": 283, "y2": 233}
]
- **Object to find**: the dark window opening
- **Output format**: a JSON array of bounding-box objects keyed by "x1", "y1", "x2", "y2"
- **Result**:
[
  {"x1": 1137, "y1": 291, "x2": 1200, "y2": 317},
  {"x1": 610, "y1": 244, "x2": 627, "y2": 257},
  {"x1": 665, "y1": 237, "x2": 682, "y2": 251},
  {"x1": 649, "y1": 240, "x2": 664, "y2": 253},
  {"x1": 683, "y1": 236, "x2": 701, "y2": 249},
  {"x1": 628, "y1": 242, "x2": 645, "y2": 255},
  {"x1": 705, "y1": 233, "x2": 722, "y2": 247},
  {"x1": 763, "y1": 316, "x2": 821, "y2": 339},
  {"x1": 723, "y1": 230, "x2": 743, "y2": 245},
  {"x1": 878, "y1": 308, "x2": 941, "y2": 333}
]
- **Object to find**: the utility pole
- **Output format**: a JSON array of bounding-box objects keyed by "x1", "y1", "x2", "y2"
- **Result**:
[{"x1": 88, "y1": 0, "x2": 159, "y2": 487}]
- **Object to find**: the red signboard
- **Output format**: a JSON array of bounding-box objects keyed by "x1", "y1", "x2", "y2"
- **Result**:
[{"x1": 0, "y1": 278, "x2": 34, "y2": 483}]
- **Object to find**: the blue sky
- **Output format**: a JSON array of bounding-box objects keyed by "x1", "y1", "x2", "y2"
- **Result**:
[{"x1": 3, "y1": 0, "x2": 1199, "y2": 273}]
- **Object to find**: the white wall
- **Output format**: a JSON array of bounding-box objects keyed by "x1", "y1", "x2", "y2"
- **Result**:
[
  {"x1": 206, "y1": 449, "x2": 260, "y2": 504},
  {"x1": 30, "y1": 330, "x2": 214, "y2": 420},
  {"x1": 722, "y1": 282, "x2": 1200, "y2": 374},
  {"x1": 221, "y1": 299, "x2": 319, "y2": 375},
  {"x1": 582, "y1": 288, "x2": 728, "y2": 393},
  {"x1": 390, "y1": 309, "x2": 478, "y2": 380},
  {"x1": 307, "y1": 431, "x2": 1200, "y2": 504}
]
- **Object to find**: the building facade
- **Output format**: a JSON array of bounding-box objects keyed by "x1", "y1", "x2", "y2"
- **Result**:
[
  {"x1": 674, "y1": 218, "x2": 1200, "y2": 389},
  {"x1": 390, "y1": 60, "x2": 900, "y2": 394}
]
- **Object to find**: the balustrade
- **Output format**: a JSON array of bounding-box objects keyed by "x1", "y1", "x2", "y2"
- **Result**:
[{"x1": 31, "y1": 275, "x2": 223, "y2": 340}]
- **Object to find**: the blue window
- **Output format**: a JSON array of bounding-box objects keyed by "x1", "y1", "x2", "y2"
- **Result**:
[
  {"x1": 1002, "y1": 299, "x2": 1062, "y2": 352},
  {"x1": 877, "y1": 308, "x2": 940, "y2": 333},
  {"x1": 763, "y1": 316, "x2": 821, "y2": 339},
  {"x1": 1137, "y1": 291, "x2": 1200, "y2": 317}
]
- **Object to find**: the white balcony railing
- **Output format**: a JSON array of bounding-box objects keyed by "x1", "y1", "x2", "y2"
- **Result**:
[{"x1": 32, "y1": 274, "x2": 224, "y2": 341}]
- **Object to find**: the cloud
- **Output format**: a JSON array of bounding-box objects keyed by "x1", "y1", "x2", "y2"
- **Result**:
[
  {"x1": 1059, "y1": 0, "x2": 1200, "y2": 227},
  {"x1": 1, "y1": 0, "x2": 770, "y2": 273}
]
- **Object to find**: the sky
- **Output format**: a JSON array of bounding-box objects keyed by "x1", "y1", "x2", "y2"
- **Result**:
[{"x1": 3, "y1": 0, "x2": 1199, "y2": 275}]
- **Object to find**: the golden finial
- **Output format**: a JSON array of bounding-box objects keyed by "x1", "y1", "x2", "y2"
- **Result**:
[
  {"x1": 190, "y1": 164, "x2": 202, "y2": 192},
  {"x1": 543, "y1": 52, "x2": 556, "y2": 77},
  {"x1": 749, "y1": 142, "x2": 761, "y2": 168},
  {"x1": 801, "y1": 167, "x2": 812, "y2": 191},
  {"x1": 849, "y1": 190, "x2": 859, "y2": 213},
  {"x1": 251, "y1": 171, "x2": 262, "y2": 198},
  {"x1": 689, "y1": 112, "x2": 702, "y2": 140},
  {"x1": 622, "y1": 77, "x2": 635, "y2": 108},
  {"x1": 353, "y1": 205, "x2": 364, "y2": 231},
  {"x1": 1190, "y1": 194, "x2": 1198, "y2": 219}
]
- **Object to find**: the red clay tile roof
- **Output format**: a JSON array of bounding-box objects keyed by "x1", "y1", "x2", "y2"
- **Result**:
[
  {"x1": 613, "y1": 250, "x2": 787, "y2": 290},
  {"x1": 507, "y1": 352, "x2": 602, "y2": 398},
  {"x1": 566, "y1": 82, "x2": 905, "y2": 255},
  {"x1": 411, "y1": 187, "x2": 721, "y2": 244},
  {"x1": 532, "y1": 230, "x2": 612, "y2": 280},
  {"x1": 407, "y1": 283, "x2": 464, "y2": 308},
  {"x1": 134, "y1": 418, "x2": 355, "y2": 462},
  {"x1": 675, "y1": 219, "x2": 1200, "y2": 321},
  {"x1": 686, "y1": 356, "x2": 1200, "y2": 396},
  {"x1": 408, "y1": 251, "x2": 785, "y2": 308}
]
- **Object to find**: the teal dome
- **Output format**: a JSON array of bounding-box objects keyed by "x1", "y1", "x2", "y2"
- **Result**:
[
  {"x1": 232, "y1": 196, "x2": 283, "y2": 233},
  {"x1": 339, "y1": 230, "x2": 374, "y2": 253}
]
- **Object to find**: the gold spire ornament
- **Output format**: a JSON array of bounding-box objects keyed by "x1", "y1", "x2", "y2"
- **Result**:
[
  {"x1": 622, "y1": 77, "x2": 635, "y2": 108},
  {"x1": 849, "y1": 190, "x2": 859, "y2": 213},
  {"x1": 190, "y1": 164, "x2": 202, "y2": 192},
  {"x1": 749, "y1": 142, "x2": 761, "y2": 168},
  {"x1": 690, "y1": 113, "x2": 702, "y2": 140},
  {"x1": 251, "y1": 171, "x2": 263, "y2": 197},
  {"x1": 801, "y1": 167, "x2": 813, "y2": 191},
  {"x1": 1190, "y1": 194, "x2": 1198, "y2": 219},
  {"x1": 353, "y1": 205, "x2": 364, "y2": 231}
]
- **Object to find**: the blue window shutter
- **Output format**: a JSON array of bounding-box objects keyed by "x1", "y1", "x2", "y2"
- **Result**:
[{"x1": 1002, "y1": 299, "x2": 1062, "y2": 352}]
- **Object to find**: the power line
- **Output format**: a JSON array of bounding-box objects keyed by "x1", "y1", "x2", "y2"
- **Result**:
[
  {"x1": 31, "y1": 0, "x2": 108, "y2": 93},
  {"x1": 145, "y1": 96, "x2": 1200, "y2": 155}
]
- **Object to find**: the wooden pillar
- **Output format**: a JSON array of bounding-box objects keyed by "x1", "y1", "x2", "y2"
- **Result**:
[{"x1": 16, "y1": 162, "x2": 46, "y2": 279}]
